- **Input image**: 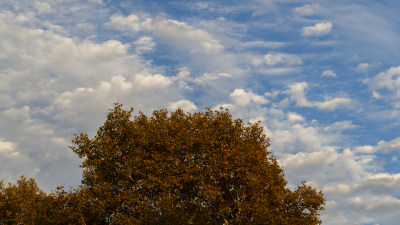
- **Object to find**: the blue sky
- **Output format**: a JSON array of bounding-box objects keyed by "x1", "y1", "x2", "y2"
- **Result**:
[{"x1": 1, "y1": 0, "x2": 400, "y2": 224}]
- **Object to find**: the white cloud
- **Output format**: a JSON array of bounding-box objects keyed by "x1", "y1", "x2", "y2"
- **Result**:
[
  {"x1": 0, "y1": 138, "x2": 38, "y2": 182},
  {"x1": 287, "y1": 112, "x2": 304, "y2": 123},
  {"x1": 287, "y1": 82, "x2": 353, "y2": 111},
  {"x1": 168, "y1": 100, "x2": 197, "y2": 112},
  {"x1": 76, "y1": 23, "x2": 96, "y2": 31},
  {"x1": 241, "y1": 40, "x2": 284, "y2": 49},
  {"x1": 263, "y1": 53, "x2": 302, "y2": 66},
  {"x1": 229, "y1": 89, "x2": 268, "y2": 106},
  {"x1": 368, "y1": 66, "x2": 400, "y2": 98},
  {"x1": 272, "y1": 124, "x2": 334, "y2": 154},
  {"x1": 212, "y1": 103, "x2": 235, "y2": 111},
  {"x1": 354, "y1": 145, "x2": 376, "y2": 154},
  {"x1": 294, "y1": 4, "x2": 321, "y2": 16},
  {"x1": 34, "y1": 1, "x2": 52, "y2": 14},
  {"x1": 257, "y1": 67, "x2": 302, "y2": 75},
  {"x1": 356, "y1": 63, "x2": 370, "y2": 72},
  {"x1": 133, "y1": 73, "x2": 173, "y2": 89},
  {"x1": 133, "y1": 36, "x2": 155, "y2": 53},
  {"x1": 302, "y1": 22, "x2": 332, "y2": 37},
  {"x1": 372, "y1": 91, "x2": 381, "y2": 99},
  {"x1": 215, "y1": 95, "x2": 341, "y2": 156},
  {"x1": 109, "y1": 14, "x2": 153, "y2": 32},
  {"x1": 173, "y1": 67, "x2": 192, "y2": 90},
  {"x1": 0, "y1": 9, "x2": 189, "y2": 191},
  {"x1": 324, "y1": 120, "x2": 356, "y2": 131},
  {"x1": 287, "y1": 82, "x2": 312, "y2": 107},
  {"x1": 79, "y1": 40, "x2": 131, "y2": 60},
  {"x1": 153, "y1": 16, "x2": 224, "y2": 53},
  {"x1": 321, "y1": 70, "x2": 336, "y2": 78},
  {"x1": 0, "y1": 20, "x2": 147, "y2": 102},
  {"x1": 317, "y1": 97, "x2": 353, "y2": 111},
  {"x1": 195, "y1": 2, "x2": 209, "y2": 9},
  {"x1": 320, "y1": 171, "x2": 400, "y2": 225},
  {"x1": 355, "y1": 137, "x2": 400, "y2": 154},
  {"x1": 0, "y1": 104, "x2": 81, "y2": 189},
  {"x1": 0, "y1": 139, "x2": 18, "y2": 156},
  {"x1": 356, "y1": 173, "x2": 400, "y2": 195},
  {"x1": 144, "y1": 15, "x2": 238, "y2": 77},
  {"x1": 279, "y1": 148, "x2": 369, "y2": 184},
  {"x1": 193, "y1": 72, "x2": 232, "y2": 85},
  {"x1": 88, "y1": 0, "x2": 103, "y2": 4},
  {"x1": 51, "y1": 73, "x2": 177, "y2": 127}
]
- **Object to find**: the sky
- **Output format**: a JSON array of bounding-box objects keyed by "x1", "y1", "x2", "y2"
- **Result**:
[{"x1": 1, "y1": 0, "x2": 400, "y2": 224}]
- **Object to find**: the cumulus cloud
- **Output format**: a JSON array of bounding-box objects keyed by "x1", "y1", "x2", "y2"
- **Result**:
[
  {"x1": 286, "y1": 82, "x2": 312, "y2": 107},
  {"x1": 287, "y1": 82, "x2": 353, "y2": 111},
  {"x1": 368, "y1": 66, "x2": 400, "y2": 98},
  {"x1": 0, "y1": 20, "x2": 151, "y2": 107},
  {"x1": 279, "y1": 148, "x2": 373, "y2": 185},
  {"x1": 168, "y1": 100, "x2": 197, "y2": 112},
  {"x1": 0, "y1": 7, "x2": 188, "y2": 191},
  {"x1": 153, "y1": 16, "x2": 224, "y2": 53},
  {"x1": 355, "y1": 137, "x2": 400, "y2": 154},
  {"x1": 321, "y1": 70, "x2": 337, "y2": 78},
  {"x1": 229, "y1": 89, "x2": 268, "y2": 106},
  {"x1": 355, "y1": 173, "x2": 400, "y2": 196},
  {"x1": 124, "y1": 14, "x2": 236, "y2": 76},
  {"x1": 287, "y1": 112, "x2": 304, "y2": 123},
  {"x1": 217, "y1": 92, "x2": 342, "y2": 155},
  {"x1": 271, "y1": 123, "x2": 335, "y2": 155},
  {"x1": 171, "y1": 67, "x2": 192, "y2": 90},
  {"x1": 302, "y1": 22, "x2": 332, "y2": 37},
  {"x1": 109, "y1": 14, "x2": 152, "y2": 32},
  {"x1": 321, "y1": 170, "x2": 400, "y2": 225},
  {"x1": 51, "y1": 72, "x2": 178, "y2": 128},
  {"x1": 133, "y1": 36, "x2": 155, "y2": 53},
  {"x1": 133, "y1": 73, "x2": 173, "y2": 89}
]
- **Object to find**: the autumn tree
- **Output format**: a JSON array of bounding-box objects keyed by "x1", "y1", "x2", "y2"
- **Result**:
[
  {"x1": 71, "y1": 103, "x2": 324, "y2": 224},
  {"x1": 0, "y1": 176, "x2": 50, "y2": 224},
  {"x1": 0, "y1": 176, "x2": 86, "y2": 224}
]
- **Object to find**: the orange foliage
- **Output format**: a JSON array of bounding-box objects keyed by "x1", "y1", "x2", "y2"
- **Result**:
[{"x1": 0, "y1": 103, "x2": 324, "y2": 224}]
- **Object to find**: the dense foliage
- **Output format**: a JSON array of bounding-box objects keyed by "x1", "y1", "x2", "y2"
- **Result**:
[{"x1": 0, "y1": 104, "x2": 324, "y2": 224}]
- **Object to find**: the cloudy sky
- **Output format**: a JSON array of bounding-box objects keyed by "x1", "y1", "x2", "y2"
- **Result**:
[{"x1": 1, "y1": 0, "x2": 400, "y2": 224}]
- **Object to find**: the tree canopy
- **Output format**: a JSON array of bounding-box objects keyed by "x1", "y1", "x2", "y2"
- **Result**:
[{"x1": 0, "y1": 104, "x2": 324, "y2": 224}]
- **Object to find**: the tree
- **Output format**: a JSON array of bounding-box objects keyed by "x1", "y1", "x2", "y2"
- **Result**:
[
  {"x1": 0, "y1": 176, "x2": 49, "y2": 224},
  {"x1": 71, "y1": 103, "x2": 324, "y2": 224},
  {"x1": 0, "y1": 176, "x2": 85, "y2": 224}
]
